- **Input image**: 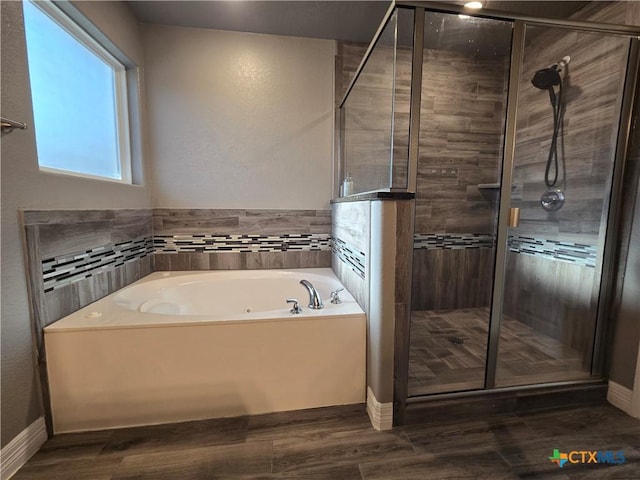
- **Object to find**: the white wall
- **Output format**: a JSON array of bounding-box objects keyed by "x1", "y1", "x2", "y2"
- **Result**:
[
  {"x1": 0, "y1": 0, "x2": 150, "y2": 448},
  {"x1": 142, "y1": 24, "x2": 335, "y2": 210}
]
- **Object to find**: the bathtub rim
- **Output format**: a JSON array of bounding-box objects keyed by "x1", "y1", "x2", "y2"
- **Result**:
[{"x1": 44, "y1": 268, "x2": 365, "y2": 333}]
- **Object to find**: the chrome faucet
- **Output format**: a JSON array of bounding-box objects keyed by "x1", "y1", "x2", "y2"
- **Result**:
[{"x1": 300, "y1": 280, "x2": 323, "y2": 309}]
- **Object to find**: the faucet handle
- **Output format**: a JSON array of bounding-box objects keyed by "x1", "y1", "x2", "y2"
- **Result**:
[
  {"x1": 286, "y1": 298, "x2": 302, "y2": 314},
  {"x1": 330, "y1": 288, "x2": 344, "y2": 304}
]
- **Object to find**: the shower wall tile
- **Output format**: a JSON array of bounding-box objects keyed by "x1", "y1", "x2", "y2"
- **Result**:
[
  {"x1": 411, "y1": 247, "x2": 495, "y2": 311},
  {"x1": 512, "y1": 21, "x2": 629, "y2": 245},
  {"x1": 503, "y1": 251, "x2": 598, "y2": 368}
]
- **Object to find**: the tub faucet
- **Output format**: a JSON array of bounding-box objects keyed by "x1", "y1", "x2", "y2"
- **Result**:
[{"x1": 300, "y1": 280, "x2": 323, "y2": 309}]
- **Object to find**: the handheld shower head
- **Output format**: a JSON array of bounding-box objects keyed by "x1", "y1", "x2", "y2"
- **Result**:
[{"x1": 531, "y1": 65, "x2": 561, "y2": 90}]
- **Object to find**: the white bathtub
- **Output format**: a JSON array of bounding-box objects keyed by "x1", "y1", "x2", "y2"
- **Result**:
[{"x1": 44, "y1": 268, "x2": 366, "y2": 433}]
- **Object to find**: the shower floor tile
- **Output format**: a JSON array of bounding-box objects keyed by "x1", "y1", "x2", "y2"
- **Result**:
[{"x1": 409, "y1": 307, "x2": 593, "y2": 396}]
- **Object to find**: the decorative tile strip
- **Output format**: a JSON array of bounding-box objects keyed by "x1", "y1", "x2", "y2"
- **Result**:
[
  {"x1": 508, "y1": 235, "x2": 597, "y2": 268},
  {"x1": 331, "y1": 236, "x2": 366, "y2": 279},
  {"x1": 42, "y1": 237, "x2": 153, "y2": 292},
  {"x1": 153, "y1": 233, "x2": 331, "y2": 254},
  {"x1": 413, "y1": 233, "x2": 495, "y2": 250}
]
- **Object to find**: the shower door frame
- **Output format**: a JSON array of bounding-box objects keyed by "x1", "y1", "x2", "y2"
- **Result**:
[{"x1": 390, "y1": 0, "x2": 640, "y2": 411}]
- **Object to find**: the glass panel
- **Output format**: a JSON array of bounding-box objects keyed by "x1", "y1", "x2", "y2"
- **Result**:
[
  {"x1": 342, "y1": 11, "x2": 397, "y2": 195},
  {"x1": 23, "y1": 0, "x2": 122, "y2": 180},
  {"x1": 495, "y1": 26, "x2": 630, "y2": 387},
  {"x1": 408, "y1": 12, "x2": 512, "y2": 396},
  {"x1": 390, "y1": 7, "x2": 415, "y2": 190}
]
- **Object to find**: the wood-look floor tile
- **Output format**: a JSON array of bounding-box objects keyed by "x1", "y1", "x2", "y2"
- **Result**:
[
  {"x1": 24, "y1": 430, "x2": 113, "y2": 464},
  {"x1": 359, "y1": 449, "x2": 517, "y2": 480},
  {"x1": 12, "y1": 456, "x2": 123, "y2": 480},
  {"x1": 272, "y1": 428, "x2": 414, "y2": 476},
  {"x1": 405, "y1": 416, "x2": 533, "y2": 455},
  {"x1": 409, "y1": 308, "x2": 592, "y2": 396},
  {"x1": 99, "y1": 416, "x2": 248, "y2": 458},
  {"x1": 247, "y1": 404, "x2": 370, "y2": 442},
  {"x1": 111, "y1": 441, "x2": 273, "y2": 480},
  {"x1": 272, "y1": 463, "x2": 363, "y2": 479},
  {"x1": 14, "y1": 403, "x2": 640, "y2": 480},
  {"x1": 516, "y1": 405, "x2": 640, "y2": 438}
]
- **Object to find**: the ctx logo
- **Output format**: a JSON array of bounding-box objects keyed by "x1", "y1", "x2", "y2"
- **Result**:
[{"x1": 549, "y1": 449, "x2": 626, "y2": 468}]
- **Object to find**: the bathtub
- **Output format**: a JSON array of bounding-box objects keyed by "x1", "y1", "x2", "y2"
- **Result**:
[{"x1": 44, "y1": 268, "x2": 366, "y2": 433}]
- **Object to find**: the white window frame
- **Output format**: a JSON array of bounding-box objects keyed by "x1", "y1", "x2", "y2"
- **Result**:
[{"x1": 26, "y1": 0, "x2": 132, "y2": 184}]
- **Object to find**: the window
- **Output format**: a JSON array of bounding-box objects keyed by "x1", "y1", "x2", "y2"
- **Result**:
[{"x1": 22, "y1": 0, "x2": 131, "y2": 182}]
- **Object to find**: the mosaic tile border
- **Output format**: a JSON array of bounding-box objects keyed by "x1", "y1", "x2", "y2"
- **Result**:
[
  {"x1": 42, "y1": 237, "x2": 153, "y2": 292},
  {"x1": 153, "y1": 233, "x2": 331, "y2": 253},
  {"x1": 413, "y1": 233, "x2": 597, "y2": 268},
  {"x1": 413, "y1": 233, "x2": 495, "y2": 250},
  {"x1": 508, "y1": 235, "x2": 597, "y2": 268},
  {"x1": 332, "y1": 236, "x2": 366, "y2": 279}
]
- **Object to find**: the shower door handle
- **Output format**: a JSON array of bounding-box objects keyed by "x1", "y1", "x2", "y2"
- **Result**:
[{"x1": 509, "y1": 207, "x2": 520, "y2": 228}]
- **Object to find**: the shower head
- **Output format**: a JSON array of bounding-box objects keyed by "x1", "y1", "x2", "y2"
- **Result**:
[
  {"x1": 531, "y1": 56, "x2": 570, "y2": 91},
  {"x1": 531, "y1": 66, "x2": 561, "y2": 91}
]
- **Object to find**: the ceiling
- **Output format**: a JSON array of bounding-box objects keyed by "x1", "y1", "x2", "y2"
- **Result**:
[{"x1": 127, "y1": 1, "x2": 592, "y2": 44}]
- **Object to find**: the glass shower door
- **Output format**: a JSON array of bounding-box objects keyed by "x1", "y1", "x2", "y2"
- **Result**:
[
  {"x1": 493, "y1": 25, "x2": 631, "y2": 387},
  {"x1": 407, "y1": 12, "x2": 513, "y2": 396}
]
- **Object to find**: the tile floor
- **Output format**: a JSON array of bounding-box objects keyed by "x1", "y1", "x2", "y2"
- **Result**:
[
  {"x1": 13, "y1": 402, "x2": 640, "y2": 479},
  {"x1": 409, "y1": 308, "x2": 592, "y2": 396}
]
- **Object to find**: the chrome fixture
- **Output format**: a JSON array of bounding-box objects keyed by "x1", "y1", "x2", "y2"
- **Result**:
[
  {"x1": 330, "y1": 288, "x2": 344, "y2": 304},
  {"x1": 300, "y1": 280, "x2": 323, "y2": 309},
  {"x1": 286, "y1": 298, "x2": 302, "y2": 314},
  {"x1": 540, "y1": 188, "x2": 566, "y2": 212},
  {"x1": 1, "y1": 116, "x2": 28, "y2": 134}
]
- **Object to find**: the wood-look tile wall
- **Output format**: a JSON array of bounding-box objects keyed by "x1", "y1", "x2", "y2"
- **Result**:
[
  {"x1": 21, "y1": 209, "x2": 154, "y2": 434},
  {"x1": 501, "y1": 2, "x2": 631, "y2": 358},
  {"x1": 502, "y1": 251, "x2": 597, "y2": 369},
  {"x1": 338, "y1": 40, "x2": 506, "y2": 311},
  {"x1": 416, "y1": 49, "x2": 507, "y2": 236},
  {"x1": 153, "y1": 209, "x2": 332, "y2": 270},
  {"x1": 22, "y1": 209, "x2": 153, "y2": 337},
  {"x1": 331, "y1": 202, "x2": 370, "y2": 312},
  {"x1": 511, "y1": 19, "x2": 628, "y2": 244},
  {"x1": 332, "y1": 198, "x2": 414, "y2": 422}
]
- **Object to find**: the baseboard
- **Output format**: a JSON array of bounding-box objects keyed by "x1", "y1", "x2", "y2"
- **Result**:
[
  {"x1": 0, "y1": 417, "x2": 47, "y2": 480},
  {"x1": 366, "y1": 386, "x2": 393, "y2": 431},
  {"x1": 607, "y1": 381, "x2": 635, "y2": 417}
]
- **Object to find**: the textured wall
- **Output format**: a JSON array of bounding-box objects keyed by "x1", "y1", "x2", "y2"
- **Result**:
[
  {"x1": 143, "y1": 24, "x2": 335, "y2": 210},
  {"x1": 0, "y1": 1, "x2": 150, "y2": 448}
]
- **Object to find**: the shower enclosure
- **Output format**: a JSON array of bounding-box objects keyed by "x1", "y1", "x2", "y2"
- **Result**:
[{"x1": 339, "y1": 1, "x2": 639, "y2": 412}]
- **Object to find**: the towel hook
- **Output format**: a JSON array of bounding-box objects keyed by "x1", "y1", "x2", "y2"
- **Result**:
[{"x1": 1, "y1": 117, "x2": 28, "y2": 134}]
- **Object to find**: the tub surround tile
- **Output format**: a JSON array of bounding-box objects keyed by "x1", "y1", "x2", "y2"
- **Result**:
[
  {"x1": 331, "y1": 236, "x2": 366, "y2": 279},
  {"x1": 42, "y1": 238, "x2": 154, "y2": 292},
  {"x1": 21, "y1": 209, "x2": 155, "y2": 436},
  {"x1": 154, "y1": 233, "x2": 330, "y2": 254},
  {"x1": 154, "y1": 250, "x2": 331, "y2": 271},
  {"x1": 153, "y1": 208, "x2": 331, "y2": 236},
  {"x1": 152, "y1": 209, "x2": 332, "y2": 271}
]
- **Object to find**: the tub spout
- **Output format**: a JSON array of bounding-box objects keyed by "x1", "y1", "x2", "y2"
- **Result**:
[{"x1": 300, "y1": 280, "x2": 323, "y2": 309}]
